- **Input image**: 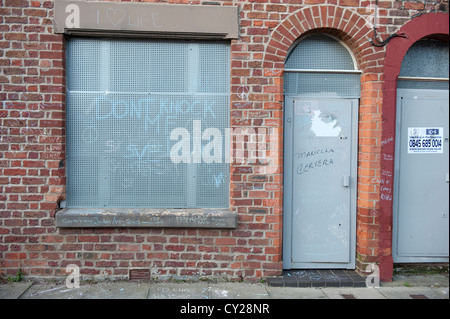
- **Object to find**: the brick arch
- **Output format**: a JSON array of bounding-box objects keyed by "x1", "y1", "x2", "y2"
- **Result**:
[
  {"x1": 262, "y1": 4, "x2": 373, "y2": 69},
  {"x1": 379, "y1": 12, "x2": 449, "y2": 282},
  {"x1": 384, "y1": 12, "x2": 449, "y2": 80},
  {"x1": 261, "y1": 4, "x2": 383, "y2": 280}
]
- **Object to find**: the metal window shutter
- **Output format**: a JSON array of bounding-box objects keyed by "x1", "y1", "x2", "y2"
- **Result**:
[{"x1": 66, "y1": 38, "x2": 230, "y2": 208}]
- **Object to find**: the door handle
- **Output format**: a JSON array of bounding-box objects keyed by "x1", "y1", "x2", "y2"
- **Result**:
[
  {"x1": 342, "y1": 175, "x2": 350, "y2": 187},
  {"x1": 446, "y1": 173, "x2": 449, "y2": 183}
]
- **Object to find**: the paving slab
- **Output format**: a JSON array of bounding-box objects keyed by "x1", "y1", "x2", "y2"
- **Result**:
[
  {"x1": 20, "y1": 282, "x2": 90, "y2": 299},
  {"x1": 82, "y1": 282, "x2": 150, "y2": 299},
  {"x1": 147, "y1": 282, "x2": 270, "y2": 299},
  {"x1": 376, "y1": 286, "x2": 448, "y2": 299},
  {"x1": 20, "y1": 281, "x2": 150, "y2": 299},
  {"x1": 386, "y1": 274, "x2": 449, "y2": 288},
  {"x1": 0, "y1": 282, "x2": 33, "y2": 299},
  {"x1": 266, "y1": 286, "x2": 328, "y2": 299},
  {"x1": 207, "y1": 283, "x2": 270, "y2": 299},
  {"x1": 431, "y1": 287, "x2": 449, "y2": 298},
  {"x1": 321, "y1": 287, "x2": 386, "y2": 299},
  {"x1": 147, "y1": 282, "x2": 209, "y2": 299}
]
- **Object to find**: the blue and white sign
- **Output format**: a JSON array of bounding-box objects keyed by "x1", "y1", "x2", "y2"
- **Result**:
[{"x1": 408, "y1": 127, "x2": 444, "y2": 154}]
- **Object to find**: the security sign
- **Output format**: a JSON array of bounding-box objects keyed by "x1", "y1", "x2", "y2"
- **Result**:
[{"x1": 408, "y1": 127, "x2": 444, "y2": 154}]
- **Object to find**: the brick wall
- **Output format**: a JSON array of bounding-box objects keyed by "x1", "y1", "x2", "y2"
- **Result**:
[{"x1": 0, "y1": 0, "x2": 448, "y2": 282}]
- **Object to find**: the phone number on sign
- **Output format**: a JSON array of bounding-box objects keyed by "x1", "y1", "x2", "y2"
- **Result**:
[{"x1": 409, "y1": 138, "x2": 442, "y2": 148}]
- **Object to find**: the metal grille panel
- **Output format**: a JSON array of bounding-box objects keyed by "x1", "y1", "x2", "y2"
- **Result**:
[
  {"x1": 397, "y1": 80, "x2": 449, "y2": 90},
  {"x1": 284, "y1": 72, "x2": 361, "y2": 98},
  {"x1": 285, "y1": 34, "x2": 355, "y2": 70},
  {"x1": 66, "y1": 38, "x2": 230, "y2": 208},
  {"x1": 400, "y1": 39, "x2": 449, "y2": 79}
]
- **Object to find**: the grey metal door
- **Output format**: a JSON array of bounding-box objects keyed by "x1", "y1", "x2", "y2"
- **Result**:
[
  {"x1": 394, "y1": 89, "x2": 449, "y2": 262},
  {"x1": 283, "y1": 97, "x2": 357, "y2": 269}
]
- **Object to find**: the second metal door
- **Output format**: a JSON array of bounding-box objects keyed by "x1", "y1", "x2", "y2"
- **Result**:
[{"x1": 393, "y1": 89, "x2": 449, "y2": 262}]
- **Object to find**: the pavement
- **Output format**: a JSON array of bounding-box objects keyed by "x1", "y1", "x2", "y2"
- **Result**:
[{"x1": 0, "y1": 273, "x2": 448, "y2": 300}]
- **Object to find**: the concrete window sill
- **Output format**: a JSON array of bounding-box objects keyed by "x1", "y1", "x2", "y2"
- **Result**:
[{"x1": 55, "y1": 208, "x2": 237, "y2": 229}]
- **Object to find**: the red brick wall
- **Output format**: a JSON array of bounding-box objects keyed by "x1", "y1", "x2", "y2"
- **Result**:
[{"x1": 0, "y1": 0, "x2": 448, "y2": 282}]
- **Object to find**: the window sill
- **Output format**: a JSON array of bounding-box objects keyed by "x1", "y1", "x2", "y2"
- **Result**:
[{"x1": 56, "y1": 208, "x2": 237, "y2": 229}]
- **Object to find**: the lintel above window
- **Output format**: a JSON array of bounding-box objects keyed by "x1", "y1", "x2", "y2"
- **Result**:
[{"x1": 53, "y1": 0, "x2": 239, "y2": 40}]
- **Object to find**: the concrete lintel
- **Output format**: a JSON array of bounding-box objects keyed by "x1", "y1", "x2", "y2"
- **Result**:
[
  {"x1": 54, "y1": 1, "x2": 239, "y2": 39},
  {"x1": 56, "y1": 208, "x2": 237, "y2": 229}
]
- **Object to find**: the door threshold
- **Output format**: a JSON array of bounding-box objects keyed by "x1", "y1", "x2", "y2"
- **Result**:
[{"x1": 266, "y1": 269, "x2": 366, "y2": 288}]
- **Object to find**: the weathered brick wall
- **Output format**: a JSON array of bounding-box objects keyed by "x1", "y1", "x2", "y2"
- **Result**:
[{"x1": 0, "y1": 0, "x2": 448, "y2": 281}]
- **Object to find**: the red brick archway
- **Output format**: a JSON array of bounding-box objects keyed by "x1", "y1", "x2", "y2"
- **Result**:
[
  {"x1": 261, "y1": 4, "x2": 381, "y2": 277},
  {"x1": 262, "y1": 5, "x2": 373, "y2": 69},
  {"x1": 379, "y1": 12, "x2": 449, "y2": 281}
]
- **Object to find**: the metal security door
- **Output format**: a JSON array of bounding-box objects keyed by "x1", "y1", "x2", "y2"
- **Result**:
[
  {"x1": 394, "y1": 89, "x2": 449, "y2": 262},
  {"x1": 284, "y1": 98, "x2": 357, "y2": 269}
]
